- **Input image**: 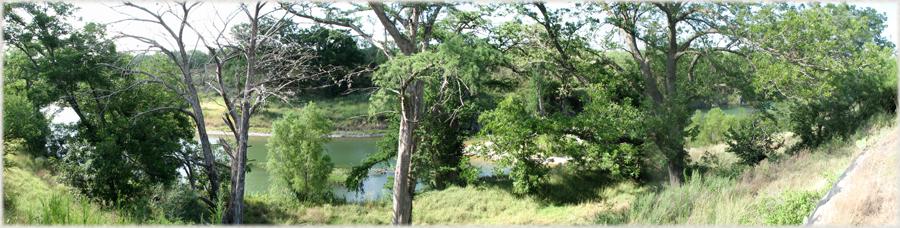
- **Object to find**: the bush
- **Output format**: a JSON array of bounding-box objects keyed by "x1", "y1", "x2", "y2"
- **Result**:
[
  {"x1": 724, "y1": 115, "x2": 783, "y2": 165},
  {"x1": 267, "y1": 102, "x2": 335, "y2": 203},
  {"x1": 149, "y1": 185, "x2": 208, "y2": 223},
  {"x1": 687, "y1": 108, "x2": 746, "y2": 146},
  {"x1": 756, "y1": 190, "x2": 819, "y2": 225}
]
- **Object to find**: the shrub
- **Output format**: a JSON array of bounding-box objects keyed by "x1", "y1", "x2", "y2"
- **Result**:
[
  {"x1": 687, "y1": 108, "x2": 746, "y2": 146},
  {"x1": 756, "y1": 190, "x2": 819, "y2": 225},
  {"x1": 267, "y1": 102, "x2": 335, "y2": 203},
  {"x1": 149, "y1": 185, "x2": 208, "y2": 223},
  {"x1": 724, "y1": 115, "x2": 783, "y2": 165}
]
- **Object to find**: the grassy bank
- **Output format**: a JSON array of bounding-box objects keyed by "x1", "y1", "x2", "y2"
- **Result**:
[
  {"x1": 200, "y1": 93, "x2": 384, "y2": 134},
  {"x1": 3, "y1": 142, "x2": 175, "y2": 224},
  {"x1": 600, "y1": 113, "x2": 895, "y2": 225},
  {"x1": 242, "y1": 180, "x2": 642, "y2": 224}
]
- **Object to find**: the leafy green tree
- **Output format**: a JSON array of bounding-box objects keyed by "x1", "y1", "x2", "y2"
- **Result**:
[
  {"x1": 1, "y1": 91, "x2": 50, "y2": 155},
  {"x1": 347, "y1": 34, "x2": 502, "y2": 192},
  {"x1": 267, "y1": 102, "x2": 335, "y2": 203},
  {"x1": 478, "y1": 95, "x2": 549, "y2": 194},
  {"x1": 4, "y1": 2, "x2": 196, "y2": 202},
  {"x1": 605, "y1": 2, "x2": 744, "y2": 186},
  {"x1": 738, "y1": 3, "x2": 897, "y2": 147},
  {"x1": 284, "y1": 2, "x2": 501, "y2": 223},
  {"x1": 473, "y1": 3, "x2": 646, "y2": 195},
  {"x1": 478, "y1": 86, "x2": 645, "y2": 195},
  {"x1": 61, "y1": 85, "x2": 195, "y2": 201}
]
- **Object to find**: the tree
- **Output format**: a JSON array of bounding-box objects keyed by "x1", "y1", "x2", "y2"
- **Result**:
[
  {"x1": 4, "y1": 2, "x2": 194, "y2": 201},
  {"x1": 60, "y1": 78, "x2": 195, "y2": 201},
  {"x1": 725, "y1": 115, "x2": 783, "y2": 165},
  {"x1": 346, "y1": 34, "x2": 502, "y2": 193},
  {"x1": 267, "y1": 102, "x2": 334, "y2": 203},
  {"x1": 2, "y1": 51, "x2": 52, "y2": 155},
  {"x1": 478, "y1": 95, "x2": 549, "y2": 194},
  {"x1": 117, "y1": 1, "x2": 222, "y2": 206},
  {"x1": 204, "y1": 2, "x2": 323, "y2": 223},
  {"x1": 734, "y1": 3, "x2": 896, "y2": 147},
  {"x1": 277, "y1": 25, "x2": 370, "y2": 97},
  {"x1": 605, "y1": 2, "x2": 738, "y2": 186},
  {"x1": 473, "y1": 3, "x2": 645, "y2": 194},
  {"x1": 283, "y1": 2, "x2": 446, "y2": 224}
]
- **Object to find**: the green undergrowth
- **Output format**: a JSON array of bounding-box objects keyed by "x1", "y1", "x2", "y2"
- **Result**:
[
  {"x1": 597, "y1": 113, "x2": 894, "y2": 225},
  {"x1": 3, "y1": 142, "x2": 182, "y2": 224}
]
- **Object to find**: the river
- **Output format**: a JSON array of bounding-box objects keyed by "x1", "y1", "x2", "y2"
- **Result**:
[
  {"x1": 230, "y1": 136, "x2": 391, "y2": 203},
  {"x1": 227, "y1": 136, "x2": 500, "y2": 203},
  {"x1": 43, "y1": 104, "x2": 499, "y2": 203}
]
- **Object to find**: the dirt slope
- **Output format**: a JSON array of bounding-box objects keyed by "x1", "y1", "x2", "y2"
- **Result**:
[{"x1": 806, "y1": 126, "x2": 899, "y2": 225}]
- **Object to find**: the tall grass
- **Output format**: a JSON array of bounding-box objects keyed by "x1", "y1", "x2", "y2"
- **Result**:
[
  {"x1": 601, "y1": 113, "x2": 895, "y2": 225},
  {"x1": 597, "y1": 171, "x2": 750, "y2": 224},
  {"x1": 3, "y1": 160, "x2": 127, "y2": 224},
  {"x1": 3, "y1": 147, "x2": 179, "y2": 224}
]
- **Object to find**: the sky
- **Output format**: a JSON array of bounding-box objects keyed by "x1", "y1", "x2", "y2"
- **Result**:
[{"x1": 65, "y1": 1, "x2": 900, "y2": 53}]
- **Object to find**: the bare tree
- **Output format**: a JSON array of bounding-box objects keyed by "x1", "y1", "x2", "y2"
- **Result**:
[
  {"x1": 202, "y1": 2, "x2": 326, "y2": 223},
  {"x1": 282, "y1": 2, "x2": 444, "y2": 224},
  {"x1": 115, "y1": 1, "x2": 222, "y2": 206}
]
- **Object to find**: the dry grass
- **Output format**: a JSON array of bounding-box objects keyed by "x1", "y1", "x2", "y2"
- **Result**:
[
  {"x1": 807, "y1": 126, "x2": 898, "y2": 225},
  {"x1": 613, "y1": 114, "x2": 896, "y2": 225}
]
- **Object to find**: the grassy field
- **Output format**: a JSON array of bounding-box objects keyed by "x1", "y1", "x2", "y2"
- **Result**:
[{"x1": 199, "y1": 93, "x2": 384, "y2": 134}]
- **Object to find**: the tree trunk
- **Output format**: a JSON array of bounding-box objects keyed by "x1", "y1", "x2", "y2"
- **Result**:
[
  {"x1": 224, "y1": 107, "x2": 250, "y2": 224},
  {"x1": 392, "y1": 79, "x2": 424, "y2": 225},
  {"x1": 666, "y1": 159, "x2": 683, "y2": 186},
  {"x1": 663, "y1": 9, "x2": 685, "y2": 187},
  {"x1": 662, "y1": 118, "x2": 686, "y2": 186},
  {"x1": 226, "y1": 142, "x2": 247, "y2": 224},
  {"x1": 188, "y1": 95, "x2": 219, "y2": 206},
  {"x1": 534, "y1": 73, "x2": 546, "y2": 116}
]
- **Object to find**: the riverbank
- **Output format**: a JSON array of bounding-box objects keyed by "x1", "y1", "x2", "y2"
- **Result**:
[
  {"x1": 200, "y1": 93, "x2": 386, "y2": 134},
  {"x1": 206, "y1": 130, "x2": 385, "y2": 138}
]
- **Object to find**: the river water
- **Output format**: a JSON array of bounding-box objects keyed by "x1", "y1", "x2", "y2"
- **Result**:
[
  {"x1": 43, "y1": 105, "x2": 498, "y2": 203},
  {"x1": 234, "y1": 136, "x2": 391, "y2": 202},
  {"x1": 232, "y1": 136, "x2": 500, "y2": 203}
]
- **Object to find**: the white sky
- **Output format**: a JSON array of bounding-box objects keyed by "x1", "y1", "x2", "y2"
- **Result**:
[{"x1": 66, "y1": 1, "x2": 900, "y2": 53}]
